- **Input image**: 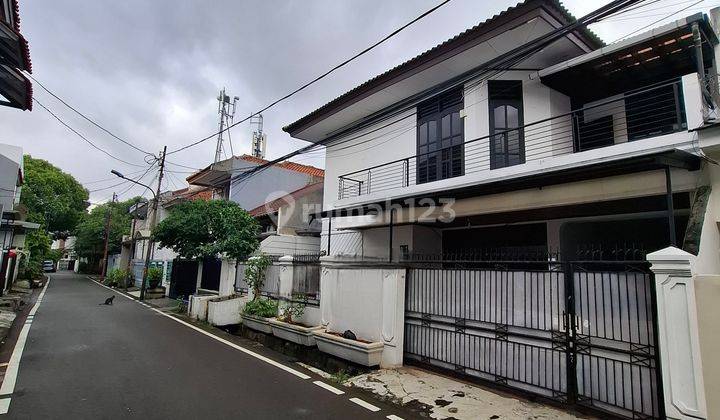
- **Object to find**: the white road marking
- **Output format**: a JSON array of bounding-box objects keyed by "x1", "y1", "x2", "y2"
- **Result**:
[
  {"x1": 89, "y1": 279, "x2": 312, "y2": 380},
  {"x1": 386, "y1": 415, "x2": 405, "y2": 420},
  {"x1": 0, "y1": 277, "x2": 51, "y2": 414},
  {"x1": 349, "y1": 397, "x2": 381, "y2": 412},
  {"x1": 312, "y1": 380, "x2": 345, "y2": 395},
  {"x1": 0, "y1": 399, "x2": 9, "y2": 414}
]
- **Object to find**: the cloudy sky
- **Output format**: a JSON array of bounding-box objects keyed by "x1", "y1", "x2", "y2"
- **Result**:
[{"x1": 1, "y1": 0, "x2": 716, "y2": 203}]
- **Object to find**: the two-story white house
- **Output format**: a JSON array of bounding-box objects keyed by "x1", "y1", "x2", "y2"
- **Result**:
[{"x1": 283, "y1": 2, "x2": 720, "y2": 419}]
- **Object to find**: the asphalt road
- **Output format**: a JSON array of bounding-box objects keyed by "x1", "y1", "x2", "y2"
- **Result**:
[{"x1": 4, "y1": 272, "x2": 407, "y2": 419}]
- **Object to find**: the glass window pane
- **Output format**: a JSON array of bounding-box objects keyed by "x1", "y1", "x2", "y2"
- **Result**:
[
  {"x1": 428, "y1": 120, "x2": 437, "y2": 143},
  {"x1": 507, "y1": 132, "x2": 520, "y2": 153},
  {"x1": 494, "y1": 106, "x2": 506, "y2": 129},
  {"x1": 493, "y1": 134, "x2": 505, "y2": 153},
  {"x1": 441, "y1": 114, "x2": 450, "y2": 138},
  {"x1": 507, "y1": 106, "x2": 519, "y2": 127},
  {"x1": 418, "y1": 123, "x2": 427, "y2": 145},
  {"x1": 452, "y1": 112, "x2": 461, "y2": 136}
]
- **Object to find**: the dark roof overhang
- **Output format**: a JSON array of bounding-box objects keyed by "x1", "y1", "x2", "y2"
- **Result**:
[
  {"x1": 314, "y1": 149, "x2": 702, "y2": 219},
  {"x1": 0, "y1": 63, "x2": 30, "y2": 110},
  {"x1": 540, "y1": 13, "x2": 717, "y2": 102},
  {"x1": 284, "y1": 0, "x2": 603, "y2": 138}
]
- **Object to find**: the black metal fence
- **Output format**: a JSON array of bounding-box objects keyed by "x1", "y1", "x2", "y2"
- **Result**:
[
  {"x1": 338, "y1": 79, "x2": 686, "y2": 199},
  {"x1": 404, "y1": 257, "x2": 661, "y2": 419}
]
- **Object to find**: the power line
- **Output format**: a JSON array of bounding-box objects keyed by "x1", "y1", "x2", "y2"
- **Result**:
[
  {"x1": 80, "y1": 169, "x2": 147, "y2": 185},
  {"x1": 26, "y1": 73, "x2": 155, "y2": 158},
  {"x1": 166, "y1": 0, "x2": 453, "y2": 155},
  {"x1": 224, "y1": 0, "x2": 648, "y2": 190},
  {"x1": 610, "y1": 0, "x2": 705, "y2": 42},
  {"x1": 33, "y1": 98, "x2": 147, "y2": 168}
]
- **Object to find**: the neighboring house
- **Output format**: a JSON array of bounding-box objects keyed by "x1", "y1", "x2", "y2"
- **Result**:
[
  {"x1": 185, "y1": 155, "x2": 325, "y2": 302},
  {"x1": 187, "y1": 154, "x2": 324, "y2": 211},
  {"x1": 283, "y1": 2, "x2": 720, "y2": 419},
  {"x1": 188, "y1": 154, "x2": 324, "y2": 257},
  {"x1": 123, "y1": 186, "x2": 211, "y2": 293},
  {"x1": 249, "y1": 181, "x2": 323, "y2": 256},
  {"x1": 0, "y1": 144, "x2": 37, "y2": 291},
  {"x1": 51, "y1": 236, "x2": 77, "y2": 271},
  {"x1": 0, "y1": 0, "x2": 32, "y2": 110}
]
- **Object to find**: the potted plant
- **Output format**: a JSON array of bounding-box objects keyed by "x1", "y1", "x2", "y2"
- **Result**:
[
  {"x1": 145, "y1": 267, "x2": 165, "y2": 299},
  {"x1": 269, "y1": 294, "x2": 322, "y2": 346},
  {"x1": 313, "y1": 329, "x2": 384, "y2": 367},
  {"x1": 241, "y1": 298, "x2": 278, "y2": 333}
]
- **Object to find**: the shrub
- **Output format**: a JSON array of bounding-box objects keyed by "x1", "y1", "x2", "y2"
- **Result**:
[
  {"x1": 244, "y1": 254, "x2": 272, "y2": 301},
  {"x1": 106, "y1": 268, "x2": 129, "y2": 288},
  {"x1": 242, "y1": 298, "x2": 278, "y2": 318},
  {"x1": 146, "y1": 267, "x2": 163, "y2": 289},
  {"x1": 278, "y1": 294, "x2": 307, "y2": 324},
  {"x1": 77, "y1": 261, "x2": 90, "y2": 274}
]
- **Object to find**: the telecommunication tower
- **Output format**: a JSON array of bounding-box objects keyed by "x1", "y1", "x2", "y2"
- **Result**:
[
  {"x1": 214, "y1": 88, "x2": 239, "y2": 163},
  {"x1": 250, "y1": 114, "x2": 266, "y2": 159}
]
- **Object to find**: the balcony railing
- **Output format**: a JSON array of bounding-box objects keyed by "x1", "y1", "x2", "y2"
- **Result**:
[{"x1": 338, "y1": 79, "x2": 687, "y2": 200}]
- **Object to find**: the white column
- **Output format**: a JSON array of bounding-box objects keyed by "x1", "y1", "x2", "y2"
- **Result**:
[
  {"x1": 278, "y1": 256, "x2": 294, "y2": 299},
  {"x1": 218, "y1": 258, "x2": 236, "y2": 296},
  {"x1": 647, "y1": 246, "x2": 707, "y2": 420}
]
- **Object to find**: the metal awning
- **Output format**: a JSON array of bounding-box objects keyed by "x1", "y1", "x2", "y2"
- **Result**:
[
  {"x1": 539, "y1": 13, "x2": 717, "y2": 102},
  {"x1": 314, "y1": 149, "x2": 702, "y2": 219}
]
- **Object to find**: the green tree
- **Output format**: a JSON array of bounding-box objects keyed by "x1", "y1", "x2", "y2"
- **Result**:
[
  {"x1": 74, "y1": 197, "x2": 141, "y2": 271},
  {"x1": 152, "y1": 199, "x2": 259, "y2": 260},
  {"x1": 20, "y1": 155, "x2": 89, "y2": 233}
]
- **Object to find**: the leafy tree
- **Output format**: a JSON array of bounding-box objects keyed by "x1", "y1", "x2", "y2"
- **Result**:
[
  {"x1": 20, "y1": 155, "x2": 89, "y2": 233},
  {"x1": 74, "y1": 197, "x2": 141, "y2": 270},
  {"x1": 152, "y1": 199, "x2": 259, "y2": 260}
]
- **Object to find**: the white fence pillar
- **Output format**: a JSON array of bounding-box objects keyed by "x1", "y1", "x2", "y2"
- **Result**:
[
  {"x1": 647, "y1": 246, "x2": 707, "y2": 420},
  {"x1": 278, "y1": 256, "x2": 294, "y2": 299},
  {"x1": 218, "y1": 258, "x2": 236, "y2": 296}
]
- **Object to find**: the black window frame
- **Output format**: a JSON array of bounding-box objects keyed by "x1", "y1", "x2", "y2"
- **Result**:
[
  {"x1": 416, "y1": 88, "x2": 464, "y2": 185},
  {"x1": 488, "y1": 80, "x2": 525, "y2": 170}
]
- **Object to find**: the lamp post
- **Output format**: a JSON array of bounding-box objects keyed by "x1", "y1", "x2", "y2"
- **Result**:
[{"x1": 111, "y1": 146, "x2": 166, "y2": 301}]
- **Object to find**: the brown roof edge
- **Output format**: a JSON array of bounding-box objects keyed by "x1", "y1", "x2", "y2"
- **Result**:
[{"x1": 283, "y1": 0, "x2": 603, "y2": 138}]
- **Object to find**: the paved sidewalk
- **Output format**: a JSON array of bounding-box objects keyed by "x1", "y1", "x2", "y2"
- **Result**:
[{"x1": 348, "y1": 367, "x2": 593, "y2": 419}]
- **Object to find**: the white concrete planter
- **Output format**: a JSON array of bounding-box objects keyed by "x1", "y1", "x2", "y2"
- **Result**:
[
  {"x1": 313, "y1": 330, "x2": 384, "y2": 367},
  {"x1": 207, "y1": 296, "x2": 245, "y2": 326},
  {"x1": 269, "y1": 319, "x2": 322, "y2": 346},
  {"x1": 242, "y1": 313, "x2": 273, "y2": 334}
]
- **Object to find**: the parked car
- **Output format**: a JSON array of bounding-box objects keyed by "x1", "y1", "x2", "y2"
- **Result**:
[{"x1": 42, "y1": 260, "x2": 55, "y2": 272}]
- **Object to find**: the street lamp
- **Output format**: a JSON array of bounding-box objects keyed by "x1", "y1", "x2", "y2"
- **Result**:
[{"x1": 112, "y1": 169, "x2": 157, "y2": 301}]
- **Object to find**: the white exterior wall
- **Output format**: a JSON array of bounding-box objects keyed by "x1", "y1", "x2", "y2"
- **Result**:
[{"x1": 319, "y1": 258, "x2": 406, "y2": 367}]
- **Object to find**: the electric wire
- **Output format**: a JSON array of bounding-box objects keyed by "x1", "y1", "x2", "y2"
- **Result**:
[
  {"x1": 166, "y1": 0, "x2": 454, "y2": 155},
  {"x1": 26, "y1": 72, "x2": 155, "y2": 157},
  {"x1": 33, "y1": 98, "x2": 147, "y2": 168}
]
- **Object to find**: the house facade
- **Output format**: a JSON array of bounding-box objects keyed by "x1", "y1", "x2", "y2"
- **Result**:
[
  {"x1": 0, "y1": 144, "x2": 37, "y2": 291},
  {"x1": 284, "y1": 2, "x2": 720, "y2": 419},
  {"x1": 188, "y1": 154, "x2": 324, "y2": 258},
  {"x1": 122, "y1": 186, "x2": 211, "y2": 294}
]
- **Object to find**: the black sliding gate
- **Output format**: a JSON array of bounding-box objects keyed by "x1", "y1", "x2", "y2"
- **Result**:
[{"x1": 404, "y1": 260, "x2": 662, "y2": 419}]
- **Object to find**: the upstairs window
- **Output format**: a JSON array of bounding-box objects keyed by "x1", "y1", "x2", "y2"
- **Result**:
[
  {"x1": 488, "y1": 80, "x2": 524, "y2": 169},
  {"x1": 416, "y1": 88, "x2": 464, "y2": 184}
]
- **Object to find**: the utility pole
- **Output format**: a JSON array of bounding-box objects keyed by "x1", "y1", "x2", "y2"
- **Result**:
[
  {"x1": 213, "y1": 88, "x2": 238, "y2": 163},
  {"x1": 140, "y1": 146, "x2": 166, "y2": 301},
  {"x1": 100, "y1": 192, "x2": 117, "y2": 279}
]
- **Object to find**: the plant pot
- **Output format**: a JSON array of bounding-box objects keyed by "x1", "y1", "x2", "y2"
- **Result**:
[
  {"x1": 269, "y1": 319, "x2": 322, "y2": 346},
  {"x1": 312, "y1": 330, "x2": 384, "y2": 367},
  {"x1": 207, "y1": 296, "x2": 245, "y2": 326},
  {"x1": 242, "y1": 313, "x2": 273, "y2": 334},
  {"x1": 145, "y1": 286, "x2": 166, "y2": 299}
]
